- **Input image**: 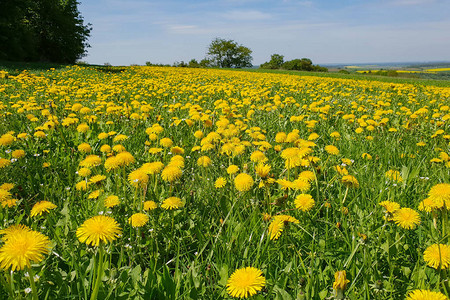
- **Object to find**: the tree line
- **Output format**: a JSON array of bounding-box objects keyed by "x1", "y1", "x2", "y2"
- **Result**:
[
  {"x1": 0, "y1": 0, "x2": 91, "y2": 64},
  {"x1": 147, "y1": 39, "x2": 327, "y2": 72}
]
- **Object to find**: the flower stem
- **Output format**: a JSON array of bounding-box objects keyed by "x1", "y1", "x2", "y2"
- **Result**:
[
  {"x1": 91, "y1": 246, "x2": 105, "y2": 300},
  {"x1": 26, "y1": 267, "x2": 38, "y2": 300}
]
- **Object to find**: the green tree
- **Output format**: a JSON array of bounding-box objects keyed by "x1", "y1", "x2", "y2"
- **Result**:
[
  {"x1": 207, "y1": 38, "x2": 252, "y2": 68},
  {"x1": 260, "y1": 54, "x2": 284, "y2": 69},
  {"x1": 0, "y1": 0, "x2": 91, "y2": 63}
]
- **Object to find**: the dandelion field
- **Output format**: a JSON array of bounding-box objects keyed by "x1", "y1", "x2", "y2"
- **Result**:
[{"x1": 0, "y1": 66, "x2": 450, "y2": 299}]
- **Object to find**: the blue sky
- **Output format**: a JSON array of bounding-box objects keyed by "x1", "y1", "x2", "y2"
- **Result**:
[{"x1": 78, "y1": 0, "x2": 450, "y2": 66}]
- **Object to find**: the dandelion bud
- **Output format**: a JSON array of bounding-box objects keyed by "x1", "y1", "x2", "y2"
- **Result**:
[{"x1": 333, "y1": 270, "x2": 350, "y2": 299}]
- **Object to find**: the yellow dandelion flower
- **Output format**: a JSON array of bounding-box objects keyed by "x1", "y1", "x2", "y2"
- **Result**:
[
  {"x1": 215, "y1": 177, "x2": 227, "y2": 188},
  {"x1": 116, "y1": 151, "x2": 135, "y2": 167},
  {"x1": 406, "y1": 290, "x2": 448, "y2": 300},
  {"x1": 104, "y1": 195, "x2": 120, "y2": 208},
  {"x1": 11, "y1": 150, "x2": 25, "y2": 159},
  {"x1": 227, "y1": 165, "x2": 239, "y2": 175},
  {"x1": 128, "y1": 213, "x2": 149, "y2": 227},
  {"x1": 78, "y1": 168, "x2": 91, "y2": 177},
  {"x1": 325, "y1": 145, "x2": 339, "y2": 155},
  {"x1": 100, "y1": 144, "x2": 111, "y2": 153},
  {"x1": 0, "y1": 183, "x2": 14, "y2": 191},
  {"x1": 197, "y1": 156, "x2": 212, "y2": 167},
  {"x1": 1, "y1": 199, "x2": 18, "y2": 208},
  {"x1": 141, "y1": 161, "x2": 164, "y2": 175},
  {"x1": 30, "y1": 201, "x2": 57, "y2": 217},
  {"x1": 234, "y1": 173, "x2": 254, "y2": 192},
  {"x1": 268, "y1": 219, "x2": 284, "y2": 240},
  {"x1": 255, "y1": 164, "x2": 271, "y2": 178},
  {"x1": 171, "y1": 146, "x2": 184, "y2": 154},
  {"x1": 294, "y1": 194, "x2": 315, "y2": 211},
  {"x1": 385, "y1": 170, "x2": 403, "y2": 183},
  {"x1": 143, "y1": 201, "x2": 157, "y2": 211},
  {"x1": 292, "y1": 179, "x2": 311, "y2": 193},
  {"x1": 428, "y1": 183, "x2": 450, "y2": 208},
  {"x1": 89, "y1": 174, "x2": 106, "y2": 184},
  {"x1": 0, "y1": 224, "x2": 31, "y2": 241},
  {"x1": 104, "y1": 156, "x2": 120, "y2": 172},
  {"x1": 128, "y1": 169, "x2": 149, "y2": 188},
  {"x1": 226, "y1": 267, "x2": 265, "y2": 299},
  {"x1": 161, "y1": 165, "x2": 182, "y2": 182},
  {"x1": 423, "y1": 244, "x2": 450, "y2": 269},
  {"x1": 112, "y1": 144, "x2": 126, "y2": 153},
  {"x1": 250, "y1": 151, "x2": 267, "y2": 163},
  {"x1": 88, "y1": 190, "x2": 101, "y2": 199},
  {"x1": 79, "y1": 155, "x2": 102, "y2": 168},
  {"x1": 75, "y1": 180, "x2": 90, "y2": 191},
  {"x1": 393, "y1": 208, "x2": 420, "y2": 229},
  {"x1": 76, "y1": 216, "x2": 121, "y2": 247},
  {"x1": 160, "y1": 138, "x2": 173, "y2": 148},
  {"x1": 161, "y1": 197, "x2": 184, "y2": 210},
  {"x1": 341, "y1": 175, "x2": 359, "y2": 188},
  {"x1": 0, "y1": 229, "x2": 51, "y2": 271},
  {"x1": 333, "y1": 270, "x2": 350, "y2": 291},
  {"x1": 0, "y1": 189, "x2": 11, "y2": 202},
  {"x1": 77, "y1": 143, "x2": 92, "y2": 153},
  {"x1": 0, "y1": 158, "x2": 11, "y2": 168},
  {"x1": 379, "y1": 201, "x2": 400, "y2": 213},
  {"x1": 113, "y1": 134, "x2": 128, "y2": 142}
]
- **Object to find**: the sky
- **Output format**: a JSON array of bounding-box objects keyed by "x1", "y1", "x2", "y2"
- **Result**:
[{"x1": 78, "y1": 0, "x2": 450, "y2": 66}]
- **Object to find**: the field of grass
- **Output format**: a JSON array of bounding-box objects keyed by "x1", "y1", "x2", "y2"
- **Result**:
[{"x1": 0, "y1": 65, "x2": 450, "y2": 299}]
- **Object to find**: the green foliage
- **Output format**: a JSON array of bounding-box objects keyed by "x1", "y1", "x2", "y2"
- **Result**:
[
  {"x1": 207, "y1": 38, "x2": 253, "y2": 68},
  {"x1": 0, "y1": 0, "x2": 91, "y2": 63},
  {"x1": 260, "y1": 55, "x2": 328, "y2": 72}
]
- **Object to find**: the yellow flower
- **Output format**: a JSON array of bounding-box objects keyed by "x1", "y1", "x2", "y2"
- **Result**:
[
  {"x1": 406, "y1": 290, "x2": 448, "y2": 300},
  {"x1": 379, "y1": 201, "x2": 400, "y2": 214},
  {"x1": 234, "y1": 173, "x2": 254, "y2": 192},
  {"x1": 197, "y1": 156, "x2": 212, "y2": 167},
  {"x1": 128, "y1": 169, "x2": 149, "y2": 188},
  {"x1": 428, "y1": 183, "x2": 450, "y2": 208},
  {"x1": 226, "y1": 267, "x2": 265, "y2": 299},
  {"x1": 79, "y1": 155, "x2": 102, "y2": 168},
  {"x1": 268, "y1": 215, "x2": 299, "y2": 240},
  {"x1": 161, "y1": 197, "x2": 184, "y2": 210},
  {"x1": 292, "y1": 179, "x2": 310, "y2": 193},
  {"x1": 112, "y1": 144, "x2": 126, "y2": 153},
  {"x1": 385, "y1": 170, "x2": 403, "y2": 183},
  {"x1": 215, "y1": 177, "x2": 227, "y2": 188},
  {"x1": 78, "y1": 168, "x2": 91, "y2": 177},
  {"x1": 88, "y1": 189, "x2": 101, "y2": 199},
  {"x1": 423, "y1": 244, "x2": 450, "y2": 269},
  {"x1": 0, "y1": 189, "x2": 11, "y2": 202},
  {"x1": 75, "y1": 180, "x2": 90, "y2": 191},
  {"x1": 255, "y1": 164, "x2": 271, "y2": 178},
  {"x1": 161, "y1": 165, "x2": 182, "y2": 182},
  {"x1": 0, "y1": 183, "x2": 14, "y2": 191},
  {"x1": 76, "y1": 216, "x2": 122, "y2": 247},
  {"x1": 0, "y1": 158, "x2": 11, "y2": 168},
  {"x1": 104, "y1": 195, "x2": 120, "y2": 208},
  {"x1": 393, "y1": 208, "x2": 420, "y2": 229},
  {"x1": 78, "y1": 143, "x2": 92, "y2": 153},
  {"x1": 104, "y1": 156, "x2": 120, "y2": 171},
  {"x1": 250, "y1": 151, "x2": 267, "y2": 163},
  {"x1": 100, "y1": 144, "x2": 111, "y2": 153},
  {"x1": 143, "y1": 201, "x2": 157, "y2": 211},
  {"x1": 116, "y1": 151, "x2": 135, "y2": 166},
  {"x1": 89, "y1": 174, "x2": 106, "y2": 184},
  {"x1": 341, "y1": 175, "x2": 359, "y2": 188},
  {"x1": 128, "y1": 213, "x2": 149, "y2": 227},
  {"x1": 325, "y1": 145, "x2": 339, "y2": 155},
  {"x1": 11, "y1": 149, "x2": 25, "y2": 159},
  {"x1": 0, "y1": 229, "x2": 51, "y2": 271},
  {"x1": 141, "y1": 161, "x2": 164, "y2": 175},
  {"x1": 294, "y1": 194, "x2": 315, "y2": 211},
  {"x1": 333, "y1": 270, "x2": 350, "y2": 291},
  {"x1": 160, "y1": 137, "x2": 173, "y2": 148},
  {"x1": 227, "y1": 165, "x2": 239, "y2": 175},
  {"x1": 30, "y1": 201, "x2": 57, "y2": 217}
]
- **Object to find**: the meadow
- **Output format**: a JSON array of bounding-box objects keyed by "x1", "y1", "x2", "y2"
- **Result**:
[{"x1": 0, "y1": 65, "x2": 449, "y2": 299}]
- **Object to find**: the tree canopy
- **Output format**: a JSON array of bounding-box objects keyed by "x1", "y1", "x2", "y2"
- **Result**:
[
  {"x1": 0, "y1": 0, "x2": 91, "y2": 64},
  {"x1": 207, "y1": 38, "x2": 253, "y2": 68},
  {"x1": 260, "y1": 54, "x2": 327, "y2": 72}
]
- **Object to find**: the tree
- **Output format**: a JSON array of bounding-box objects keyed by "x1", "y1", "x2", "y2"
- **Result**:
[
  {"x1": 207, "y1": 38, "x2": 253, "y2": 68},
  {"x1": 260, "y1": 54, "x2": 284, "y2": 69},
  {"x1": 0, "y1": 0, "x2": 91, "y2": 63}
]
